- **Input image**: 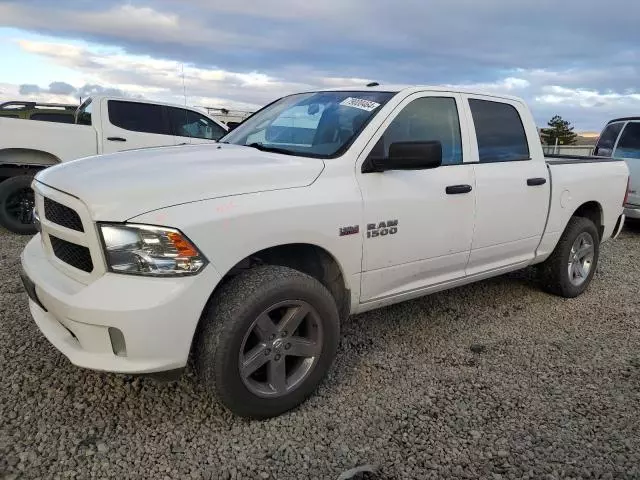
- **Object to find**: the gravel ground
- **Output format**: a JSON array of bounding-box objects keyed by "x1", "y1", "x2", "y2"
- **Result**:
[{"x1": 1, "y1": 225, "x2": 640, "y2": 479}]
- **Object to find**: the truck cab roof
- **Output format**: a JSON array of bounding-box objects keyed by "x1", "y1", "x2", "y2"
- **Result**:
[
  {"x1": 318, "y1": 84, "x2": 526, "y2": 104},
  {"x1": 606, "y1": 116, "x2": 640, "y2": 124},
  {"x1": 84, "y1": 95, "x2": 214, "y2": 115}
]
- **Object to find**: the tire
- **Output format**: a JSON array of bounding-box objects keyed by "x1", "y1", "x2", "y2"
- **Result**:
[
  {"x1": 538, "y1": 216, "x2": 600, "y2": 298},
  {"x1": 195, "y1": 265, "x2": 340, "y2": 419},
  {"x1": 0, "y1": 176, "x2": 37, "y2": 235}
]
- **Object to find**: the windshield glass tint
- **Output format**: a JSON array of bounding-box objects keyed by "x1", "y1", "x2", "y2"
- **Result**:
[{"x1": 221, "y1": 91, "x2": 395, "y2": 157}]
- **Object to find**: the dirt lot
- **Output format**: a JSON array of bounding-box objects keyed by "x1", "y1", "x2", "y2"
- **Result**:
[{"x1": 1, "y1": 225, "x2": 639, "y2": 479}]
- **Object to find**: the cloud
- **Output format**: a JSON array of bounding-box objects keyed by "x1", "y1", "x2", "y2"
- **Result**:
[
  {"x1": 48, "y1": 81, "x2": 76, "y2": 95},
  {"x1": 8, "y1": 37, "x2": 640, "y2": 130},
  {"x1": 13, "y1": 80, "x2": 131, "y2": 105},
  {"x1": 15, "y1": 39, "x2": 365, "y2": 109},
  {"x1": 2, "y1": 0, "x2": 639, "y2": 129},
  {"x1": 3, "y1": 0, "x2": 639, "y2": 80},
  {"x1": 18, "y1": 84, "x2": 42, "y2": 95}
]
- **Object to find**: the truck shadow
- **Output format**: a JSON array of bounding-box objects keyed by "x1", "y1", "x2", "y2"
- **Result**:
[{"x1": 623, "y1": 219, "x2": 640, "y2": 234}]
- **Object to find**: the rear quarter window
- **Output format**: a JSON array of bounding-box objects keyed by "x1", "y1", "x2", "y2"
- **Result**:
[
  {"x1": 614, "y1": 122, "x2": 640, "y2": 160},
  {"x1": 594, "y1": 122, "x2": 625, "y2": 157},
  {"x1": 469, "y1": 99, "x2": 530, "y2": 163}
]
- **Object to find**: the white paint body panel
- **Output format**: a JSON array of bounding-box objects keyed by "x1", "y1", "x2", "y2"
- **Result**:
[
  {"x1": 462, "y1": 95, "x2": 551, "y2": 274},
  {"x1": 36, "y1": 143, "x2": 325, "y2": 220},
  {"x1": 0, "y1": 95, "x2": 226, "y2": 165},
  {"x1": 0, "y1": 117, "x2": 97, "y2": 163},
  {"x1": 356, "y1": 92, "x2": 476, "y2": 301},
  {"x1": 534, "y1": 160, "x2": 630, "y2": 261},
  {"x1": 20, "y1": 86, "x2": 628, "y2": 374}
]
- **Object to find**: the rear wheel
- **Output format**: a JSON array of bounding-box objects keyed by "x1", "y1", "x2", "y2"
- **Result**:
[
  {"x1": 195, "y1": 265, "x2": 340, "y2": 418},
  {"x1": 0, "y1": 176, "x2": 37, "y2": 235},
  {"x1": 538, "y1": 216, "x2": 600, "y2": 298}
]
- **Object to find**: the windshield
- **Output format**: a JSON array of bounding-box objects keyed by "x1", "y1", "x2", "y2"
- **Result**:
[{"x1": 221, "y1": 91, "x2": 395, "y2": 158}]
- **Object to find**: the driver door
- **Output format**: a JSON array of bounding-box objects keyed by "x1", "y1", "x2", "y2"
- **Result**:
[{"x1": 357, "y1": 92, "x2": 477, "y2": 303}]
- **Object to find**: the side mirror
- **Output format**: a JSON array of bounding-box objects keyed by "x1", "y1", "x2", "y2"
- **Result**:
[{"x1": 363, "y1": 141, "x2": 442, "y2": 173}]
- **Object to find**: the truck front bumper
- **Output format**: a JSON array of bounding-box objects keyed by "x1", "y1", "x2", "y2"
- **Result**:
[{"x1": 20, "y1": 235, "x2": 221, "y2": 374}]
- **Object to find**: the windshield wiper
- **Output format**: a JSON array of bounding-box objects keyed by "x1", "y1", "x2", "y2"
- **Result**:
[{"x1": 246, "y1": 142, "x2": 295, "y2": 156}]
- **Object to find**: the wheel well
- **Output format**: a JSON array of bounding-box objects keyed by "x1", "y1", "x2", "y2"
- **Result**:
[
  {"x1": 572, "y1": 201, "x2": 604, "y2": 239},
  {"x1": 0, "y1": 148, "x2": 60, "y2": 166},
  {"x1": 225, "y1": 244, "x2": 351, "y2": 321}
]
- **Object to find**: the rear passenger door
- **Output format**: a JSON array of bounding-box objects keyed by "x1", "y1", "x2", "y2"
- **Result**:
[
  {"x1": 167, "y1": 107, "x2": 227, "y2": 145},
  {"x1": 463, "y1": 96, "x2": 550, "y2": 275},
  {"x1": 101, "y1": 99, "x2": 176, "y2": 154}
]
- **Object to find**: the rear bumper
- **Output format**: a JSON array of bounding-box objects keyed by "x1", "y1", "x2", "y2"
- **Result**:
[
  {"x1": 20, "y1": 235, "x2": 221, "y2": 374},
  {"x1": 624, "y1": 204, "x2": 640, "y2": 220}
]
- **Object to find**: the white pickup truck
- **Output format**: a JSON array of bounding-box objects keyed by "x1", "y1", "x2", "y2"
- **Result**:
[
  {"x1": 20, "y1": 85, "x2": 629, "y2": 418},
  {"x1": 0, "y1": 96, "x2": 228, "y2": 234}
]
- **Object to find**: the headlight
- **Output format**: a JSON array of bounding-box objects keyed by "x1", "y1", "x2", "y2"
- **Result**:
[{"x1": 99, "y1": 224, "x2": 207, "y2": 276}]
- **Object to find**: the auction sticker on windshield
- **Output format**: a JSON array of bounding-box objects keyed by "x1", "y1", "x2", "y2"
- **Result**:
[{"x1": 340, "y1": 97, "x2": 381, "y2": 112}]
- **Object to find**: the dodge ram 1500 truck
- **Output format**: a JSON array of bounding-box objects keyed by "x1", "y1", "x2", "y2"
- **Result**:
[
  {"x1": 0, "y1": 96, "x2": 228, "y2": 234},
  {"x1": 20, "y1": 85, "x2": 629, "y2": 418}
]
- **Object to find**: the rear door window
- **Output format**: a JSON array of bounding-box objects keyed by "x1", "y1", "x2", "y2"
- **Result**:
[
  {"x1": 613, "y1": 122, "x2": 640, "y2": 160},
  {"x1": 594, "y1": 122, "x2": 625, "y2": 157},
  {"x1": 469, "y1": 99, "x2": 530, "y2": 162},
  {"x1": 108, "y1": 100, "x2": 170, "y2": 135}
]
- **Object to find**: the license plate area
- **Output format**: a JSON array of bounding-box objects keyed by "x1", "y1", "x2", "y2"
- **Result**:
[{"x1": 20, "y1": 269, "x2": 47, "y2": 312}]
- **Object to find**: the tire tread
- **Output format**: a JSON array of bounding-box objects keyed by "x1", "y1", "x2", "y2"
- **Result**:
[
  {"x1": 538, "y1": 216, "x2": 599, "y2": 298},
  {"x1": 195, "y1": 265, "x2": 339, "y2": 418}
]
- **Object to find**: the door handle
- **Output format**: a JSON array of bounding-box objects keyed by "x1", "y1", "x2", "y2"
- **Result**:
[
  {"x1": 107, "y1": 137, "x2": 127, "y2": 142},
  {"x1": 527, "y1": 177, "x2": 547, "y2": 186},
  {"x1": 446, "y1": 184, "x2": 473, "y2": 195}
]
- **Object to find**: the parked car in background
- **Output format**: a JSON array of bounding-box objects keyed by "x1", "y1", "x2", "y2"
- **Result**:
[
  {"x1": 593, "y1": 117, "x2": 640, "y2": 220},
  {"x1": 0, "y1": 96, "x2": 228, "y2": 234},
  {"x1": 0, "y1": 101, "x2": 78, "y2": 123},
  {"x1": 20, "y1": 85, "x2": 628, "y2": 418}
]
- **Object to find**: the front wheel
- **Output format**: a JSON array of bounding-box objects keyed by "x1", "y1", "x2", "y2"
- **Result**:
[
  {"x1": 538, "y1": 216, "x2": 600, "y2": 298},
  {"x1": 195, "y1": 265, "x2": 340, "y2": 418},
  {"x1": 0, "y1": 176, "x2": 37, "y2": 235}
]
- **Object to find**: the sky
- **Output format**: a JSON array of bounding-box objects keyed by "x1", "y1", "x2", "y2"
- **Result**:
[{"x1": 1, "y1": 0, "x2": 639, "y2": 132}]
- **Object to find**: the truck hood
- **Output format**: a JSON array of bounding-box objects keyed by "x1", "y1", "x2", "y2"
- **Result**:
[{"x1": 36, "y1": 143, "x2": 325, "y2": 220}]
